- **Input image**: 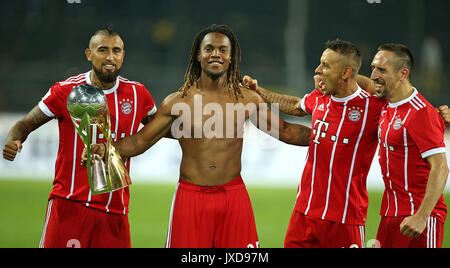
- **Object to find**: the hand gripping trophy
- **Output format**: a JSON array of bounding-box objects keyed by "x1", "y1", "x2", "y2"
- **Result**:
[{"x1": 67, "y1": 84, "x2": 131, "y2": 195}]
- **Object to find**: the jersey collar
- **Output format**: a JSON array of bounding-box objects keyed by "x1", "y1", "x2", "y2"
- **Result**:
[
  {"x1": 388, "y1": 88, "x2": 418, "y2": 108},
  {"x1": 330, "y1": 84, "x2": 362, "y2": 103},
  {"x1": 85, "y1": 70, "x2": 120, "y2": 95}
]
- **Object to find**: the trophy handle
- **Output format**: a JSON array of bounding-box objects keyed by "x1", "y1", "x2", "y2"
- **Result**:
[
  {"x1": 91, "y1": 154, "x2": 108, "y2": 192},
  {"x1": 70, "y1": 113, "x2": 98, "y2": 194},
  {"x1": 106, "y1": 142, "x2": 132, "y2": 190}
]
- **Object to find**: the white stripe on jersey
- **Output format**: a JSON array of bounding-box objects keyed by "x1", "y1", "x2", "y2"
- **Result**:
[
  {"x1": 342, "y1": 97, "x2": 370, "y2": 224},
  {"x1": 147, "y1": 105, "x2": 158, "y2": 117},
  {"x1": 359, "y1": 90, "x2": 370, "y2": 98},
  {"x1": 59, "y1": 73, "x2": 86, "y2": 86},
  {"x1": 120, "y1": 85, "x2": 139, "y2": 215},
  {"x1": 39, "y1": 199, "x2": 54, "y2": 248},
  {"x1": 321, "y1": 101, "x2": 348, "y2": 220},
  {"x1": 384, "y1": 109, "x2": 398, "y2": 217},
  {"x1": 305, "y1": 100, "x2": 331, "y2": 215},
  {"x1": 410, "y1": 98, "x2": 423, "y2": 110},
  {"x1": 427, "y1": 217, "x2": 437, "y2": 248},
  {"x1": 409, "y1": 99, "x2": 420, "y2": 111},
  {"x1": 413, "y1": 95, "x2": 426, "y2": 109},
  {"x1": 403, "y1": 128, "x2": 409, "y2": 191},
  {"x1": 298, "y1": 96, "x2": 319, "y2": 205},
  {"x1": 104, "y1": 90, "x2": 121, "y2": 213},
  {"x1": 39, "y1": 101, "x2": 56, "y2": 118},
  {"x1": 130, "y1": 86, "x2": 138, "y2": 136},
  {"x1": 422, "y1": 147, "x2": 447, "y2": 159},
  {"x1": 402, "y1": 127, "x2": 416, "y2": 215},
  {"x1": 166, "y1": 183, "x2": 180, "y2": 248},
  {"x1": 66, "y1": 128, "x2": 78, "y2": 200},
  {"x1": 119, "y1": 77, "x2": 143, "y2": 86},
  {"x1": 359, "y1": 226, "x2": 365, "y2": 248}
]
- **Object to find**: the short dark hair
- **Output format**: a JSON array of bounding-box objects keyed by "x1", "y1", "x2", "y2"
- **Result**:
[
  {"x1": 325, "y1": 39, "x2": 362, "y2": 77},
  {"x1": 89, "y1": 24, "x2": 121, "y2": 47},
  {"x1": 93, "y1": 24, "x2": 119, "y2": 37},
  {"x1": 180, "y1": 24, "x2": 243, "y2": 100},
  {"x1": 378, "y1": 43, "x2": 414, "y2": 73}
]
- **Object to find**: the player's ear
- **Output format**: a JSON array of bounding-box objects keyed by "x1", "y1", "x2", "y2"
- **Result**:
[
  {"x1": 342, "y1": 67, "x2": 353, "y2": 80},
  {"x1": 400, "y1": 67, "x2": 409, "y2": 81},
  {"x1": 85, "y1": 48, "x2": 92, "y2": 62}
]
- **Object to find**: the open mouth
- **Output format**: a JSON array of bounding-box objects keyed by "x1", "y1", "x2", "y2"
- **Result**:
[
  {"x1": 103, "y1": 63, "x2": 116, "y2": 71},
  {"x1": 374, "y1": 80, "x2": 385, "y2": 92},
  {"x1": 208, "y1": 60, "x2": 223, "y2": 67}
]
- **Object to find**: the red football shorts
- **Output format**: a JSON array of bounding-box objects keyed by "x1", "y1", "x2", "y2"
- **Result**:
[
  {"x1": 165, "y1": 176, "x2": 259, "y2": 248},
  {"x1": 376, "y1": 216, "x2": 444, "y2": 248},
  {"x1": 39, "y1": 197, "x2": 131, "y2": 248},
  {"x1": 285, "y1": 210, "x2": 365, "y2": 248}
]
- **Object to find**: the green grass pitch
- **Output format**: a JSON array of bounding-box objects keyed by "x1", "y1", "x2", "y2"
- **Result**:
[{"x1": 0, "y1": 179, "x2": 448, "y2": 248}]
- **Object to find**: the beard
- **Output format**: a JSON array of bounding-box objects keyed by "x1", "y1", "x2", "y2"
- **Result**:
[
  {"x1": 204, "y1": 69, "x2": 226, "y2": 81},
  {"x1": 93, "y1": 65, "x2": 121, "y2": 84}
]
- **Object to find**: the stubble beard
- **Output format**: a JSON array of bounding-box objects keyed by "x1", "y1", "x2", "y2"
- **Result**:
[{"x1": 204, "y1": 69, "x2": 226, "y2": 81}]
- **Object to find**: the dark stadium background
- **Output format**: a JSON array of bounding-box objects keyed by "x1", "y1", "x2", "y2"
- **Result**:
[{"x1": 0, "y1": 0, "x2": 449, "y2": 248}]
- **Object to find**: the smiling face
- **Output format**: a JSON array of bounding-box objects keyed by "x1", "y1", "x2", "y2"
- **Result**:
[
  {"x1": 197, "y1": 32, "x2": 232, "y2": 81},
  {"x1": 85, "y1": 34, "x2": 125, "y2": 84},
  {"x1": 370, "y1": 50, "x2": 403, "y2": 99}
]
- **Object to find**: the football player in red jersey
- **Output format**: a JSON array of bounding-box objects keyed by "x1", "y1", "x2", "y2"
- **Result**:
[
  {"x1": 2, "y1": 25, "x2": 157, "y2": 248},
  {"x1": 244, "y1": 41, "x2": 450, "y2": 248},
  {"x1": 84, "y1": 24, "x2": 312, "y2": 248},
  {"x1": 371, "y1": 44, "x2": 448, "y2": 248},
  {"x1": 246, "y1": 40, "x2": 384, "y2": 248}
]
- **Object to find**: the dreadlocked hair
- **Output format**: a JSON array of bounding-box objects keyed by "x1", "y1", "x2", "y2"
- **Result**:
[{"x1": 179, "y1": 24, "x2": 243, "y2": 100}]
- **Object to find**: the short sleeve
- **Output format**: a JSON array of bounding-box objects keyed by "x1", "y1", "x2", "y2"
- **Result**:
[
  {"x1": 39, "y1": 83, "x2": 66, "y2": 118},
  {"x1": 141, "y1": 86, "x2": 157, "y2": 117},
  {"x1": 407, "y1": 107, "x2": 446, "y2": 159},
  {"x1": 300, "y1": 89, "x2": 322, "y2": 115}
]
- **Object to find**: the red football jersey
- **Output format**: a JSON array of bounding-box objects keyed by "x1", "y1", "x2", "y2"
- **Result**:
[
  {"x1": 295, "y1": 87, "x2": 385, "y2": 225},
  {"x1": 38, "y1": 71, "x2": 156, "y2": 215},
  {"x1": 378, "y1": 88, "x2": 447, "y2": 223}
]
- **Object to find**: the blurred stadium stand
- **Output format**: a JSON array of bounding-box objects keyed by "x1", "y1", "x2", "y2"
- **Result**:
[
  {"x1": 1, "y1": 0, "x2": 449, "y2": 112},
  {"x1": 0, "y1": 0, "x2": 449, "y2": 191}
]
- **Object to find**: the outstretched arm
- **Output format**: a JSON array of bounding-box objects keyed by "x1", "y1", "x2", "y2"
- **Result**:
[
  {"x1": 115, "y1": 104, "x2": 174, "y2": 158},
  {"x1": 243, "y1": 76, "x2": 307, "y2": 117},
  {"x1": 85, "y1": 93, "x2": 178, "y2": 160},
  {"x1": 250, "y1": 94, "x2": 311, "y2": 147},
  {"x1": 3, "y1": 105, "x2": 52, "y2": 161}
]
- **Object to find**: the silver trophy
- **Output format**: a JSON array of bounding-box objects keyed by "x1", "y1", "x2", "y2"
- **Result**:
[{"x1": 67, "y1": 84, "x2": 131, "y2": 195}]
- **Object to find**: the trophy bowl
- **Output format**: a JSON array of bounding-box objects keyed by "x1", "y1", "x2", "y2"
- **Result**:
[{"x1": 67, "y1": 84, "x2": 107, "y2": 123}]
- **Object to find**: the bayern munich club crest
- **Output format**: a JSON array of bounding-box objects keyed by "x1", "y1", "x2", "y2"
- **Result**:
[
  {"x1": 348, "y1": 106, "x2": 363, "y2": 122},
  {"x1": 119, "y1": 99, "x2": 133, "y2": 115},
  {"x1": 393, "y1": 117, "x2": 403, "y2": 130}
]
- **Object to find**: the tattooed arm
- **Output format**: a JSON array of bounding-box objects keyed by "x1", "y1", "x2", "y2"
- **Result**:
[
  {"x1": 250, "y1": 91, "x2": 311, "y2": 147},
  {"x1": 257, "y1": 87, "x2": 306, "y2": 117},
  {"x1": 243, "y1": 75, "x2": 307, "y2": 117},
  {"x1": 3, "y1": 105, "x2": 52, "y2": 161}
]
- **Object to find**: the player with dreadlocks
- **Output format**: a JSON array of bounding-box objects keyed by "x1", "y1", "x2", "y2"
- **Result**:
[
  {"x1": 84, "y1": 24, "x2": 311, "y2": 248},
  {"x1": 180, "y1": 24, "x2": 243, "y2": 100}
]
